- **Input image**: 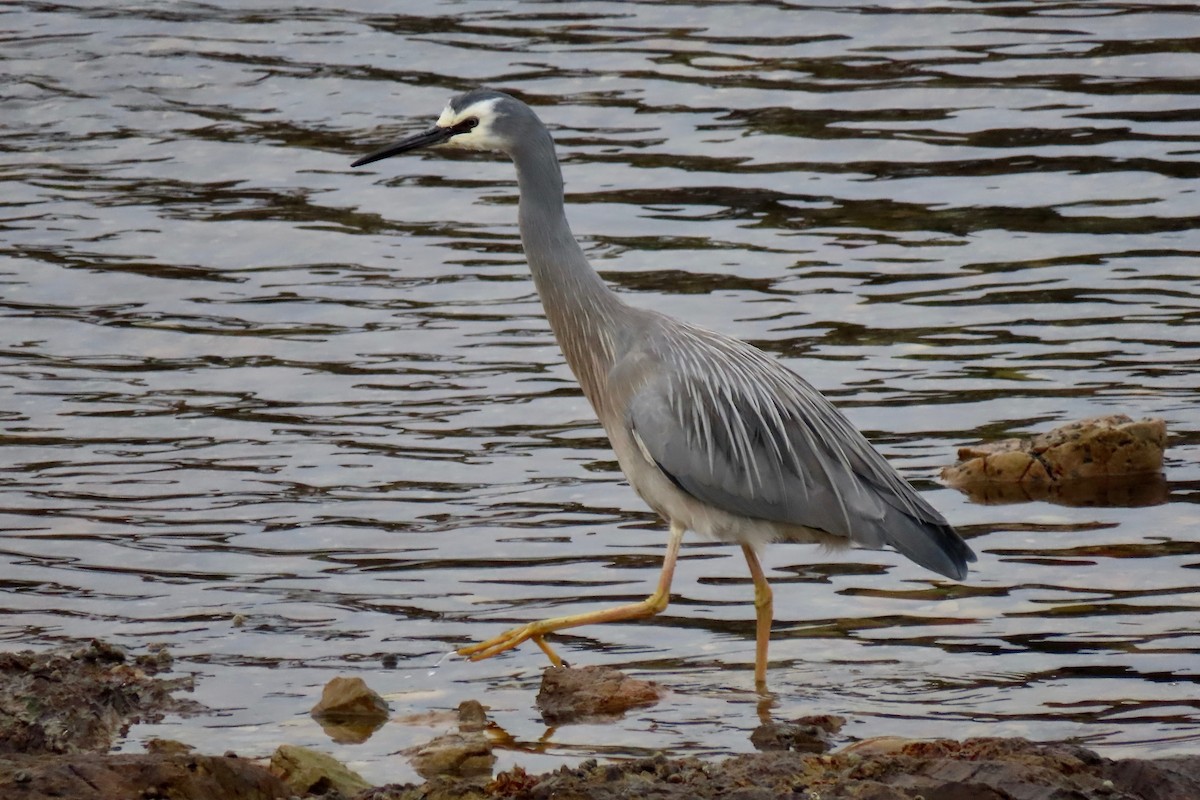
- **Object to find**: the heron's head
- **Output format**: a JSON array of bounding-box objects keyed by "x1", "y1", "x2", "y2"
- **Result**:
[{"x1": 351, "y1": 89, "x2": 532, "y2": 168}]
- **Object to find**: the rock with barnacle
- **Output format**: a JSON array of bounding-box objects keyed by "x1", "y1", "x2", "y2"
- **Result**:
[{"x1": 942, "y1": 415, "x2": 1167, "y2": 506}]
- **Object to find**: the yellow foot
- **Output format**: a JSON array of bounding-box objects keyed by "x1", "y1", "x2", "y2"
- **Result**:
[
  {"x1": 456, "y1": 523, "x2": 685, "y2": 669},
  {"x1": 458, "y1": 623, "x2": 566, "y2": 666}
]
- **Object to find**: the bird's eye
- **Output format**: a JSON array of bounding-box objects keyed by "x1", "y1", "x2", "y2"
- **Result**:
[{"x1": 451, "y1": 117, "x2": 479, "y2": 135}]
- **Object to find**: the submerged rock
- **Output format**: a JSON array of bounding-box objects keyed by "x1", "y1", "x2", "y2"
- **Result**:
[
  {"x1": 943, "y1": 415, "x2": 1168, "y2": 505},
  {"x1": 406, "y1": 700, "x2": 496, "y2": 781},
  {"x1": 751, "y1": 714, "x2": 845, "y2": 753},
  {"x1": 536, "y1": 665, "x2": 664, "y2": 725}
]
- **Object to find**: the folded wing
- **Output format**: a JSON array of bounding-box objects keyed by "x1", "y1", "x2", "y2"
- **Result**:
[{"x1": 623, "y1": 324, "x2": 975, "y2": 580}]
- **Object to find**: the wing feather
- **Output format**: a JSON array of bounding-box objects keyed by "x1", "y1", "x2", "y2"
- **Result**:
[{"x1": 623, "y1": 323, "x2": 975, "y2": 579}]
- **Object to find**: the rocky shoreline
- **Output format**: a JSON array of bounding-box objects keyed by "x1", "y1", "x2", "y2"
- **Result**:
[{"x1": 3, "y1": 642, "x2": 1198, "y2": 800}]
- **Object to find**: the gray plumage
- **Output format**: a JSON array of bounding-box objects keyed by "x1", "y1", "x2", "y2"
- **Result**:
[{"x1": 353, "y1": 88, "x2": 975, "y2": 681}]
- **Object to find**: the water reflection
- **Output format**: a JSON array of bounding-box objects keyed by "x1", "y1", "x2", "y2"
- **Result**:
[
  {"x1": 951, "y1": 473, "x2": 1169, "y2": 507},
  {"x1": 1, "y1": 0, "x2": 1199, "y2": 786}
]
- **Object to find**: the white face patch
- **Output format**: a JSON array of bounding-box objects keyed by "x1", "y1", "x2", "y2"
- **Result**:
[
  {"x1": 434, "y1": 101, "x2": 457, "y2": 128},
  {"x1": 432, "y1": 96, "x2": 505, "y2": 152}
]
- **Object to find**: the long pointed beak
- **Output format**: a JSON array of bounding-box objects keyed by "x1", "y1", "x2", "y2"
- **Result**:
[{"x1": 351, "y1": 125, "x2": 454, "y2": 168}]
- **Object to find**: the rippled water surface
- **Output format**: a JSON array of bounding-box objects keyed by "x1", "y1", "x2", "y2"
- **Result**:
[{"x1": 3, "y1": 0, "x2": 1200, "y2": 784}]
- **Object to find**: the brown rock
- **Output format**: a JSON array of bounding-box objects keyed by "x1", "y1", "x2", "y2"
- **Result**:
[
  {"x1": 455, "y1": 699, "x2": 488, "y2": 731},
  {"x1": 943, "y1": 415, "x2": 1168, "y2": 506},
  {"x1": 406, "y1": 701, "x2": 497, "y2": 781},
  {"x1": 359, "y1": 735, "x2": 1200, "y2": 800},
  {"x1": 311, "y1": 675, "x2": 389, "y2": 743},
  {"x1": 0, "y1": 641, "x2": 204, "y2": 755},
  {"x1": 144, "y1": 738, "x2": 196, "y2": 755},
  {"x1": 511, "y1": 737, "x2": 1200, "y2": 799},
  {"x1": 312, "y1": 675, "x2": 390, "y2": 718},
  {"x1": 0, "y1": 752, "x2": 289, "y2": 800},
  {"x1": 536, "y1": 665, "x2": 664, "y2": 725},
  {"x1": 751, "y1": 714, "x2": 845, "y2": 753},
  {"x1": 360, "y1": 775, "x2": 492, "y2": 800},
  {"x1": 270, "y1": 743, "x2": 372, "y2": 797}
]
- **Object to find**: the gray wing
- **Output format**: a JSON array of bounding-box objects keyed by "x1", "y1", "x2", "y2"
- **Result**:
[{"x1": 623, "y1": 325, "x2": 974, "y2": 580}]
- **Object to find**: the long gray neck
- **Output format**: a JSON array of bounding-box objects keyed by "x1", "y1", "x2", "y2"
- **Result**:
[{"x1": 510, "y1": 127, "x2": 626, "y2": 412}]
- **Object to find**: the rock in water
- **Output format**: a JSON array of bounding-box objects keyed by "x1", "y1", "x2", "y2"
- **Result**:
[
  {"x1": 310, "y1": 676, "x2": 389, "y2": 743},
  {"x1": 942, "y1": 415, "x2": 1168, "y2": 506},
  {"x1": 536, "y1": 665, "x2": 663, "y2": 725},
  {"x1": 406, "y1": 701, "x2": 496, "y2": 781}
]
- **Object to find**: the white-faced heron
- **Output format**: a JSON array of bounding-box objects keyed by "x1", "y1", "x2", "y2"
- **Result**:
[{"x1": 353, "y1": 89, "x2": 975, "y2": 686}]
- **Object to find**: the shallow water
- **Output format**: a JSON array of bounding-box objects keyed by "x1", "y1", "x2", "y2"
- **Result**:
[{"x1": 2, "y1": 0, "x2": 1199, "y2": 786}]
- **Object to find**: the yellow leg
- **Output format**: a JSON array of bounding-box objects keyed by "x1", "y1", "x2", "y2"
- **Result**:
[
  {"x1": 741, "y1": 544, "x2": 774, "y2": 689},
  {"x1": 458, "y1": 522, "x2": 685, "y2": 663}
]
